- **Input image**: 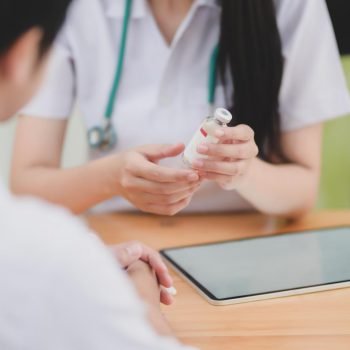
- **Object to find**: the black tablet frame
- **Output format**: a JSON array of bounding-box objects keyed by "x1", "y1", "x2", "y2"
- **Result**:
[{"x1": 160, "y1": 226, "x2": 350, "y2": 301}]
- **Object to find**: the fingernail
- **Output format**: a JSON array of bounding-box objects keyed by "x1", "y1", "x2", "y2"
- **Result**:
[
  {"x1": 188, "y1": 173, "x2": 199, "y2": 181},
  {"x1": 197, "y1": 144, "x2": 209, "y2": 153},
  {"x1": 193, "y1": 159, "x2": 204, "y2": 168},
  {"x1": 164, "y1": 286, "x2": 177, "y2": 296},
  {"x1": 126, "y1": 244, "x2": 142, "y2": 257},
  {"x1": 215, "y1": 129, "x2": 225, "y2": 137}
]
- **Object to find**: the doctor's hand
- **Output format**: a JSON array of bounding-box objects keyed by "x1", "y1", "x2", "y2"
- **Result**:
[
  {"x1": 115, "y1": 143, "x2": 201, "y2": 216},
  {"x1": 110, "y1": 241, "x2": 174, "y2": 305},
  {"x1": 192, "y1": 125, "x2": 259, "y2": 190}
]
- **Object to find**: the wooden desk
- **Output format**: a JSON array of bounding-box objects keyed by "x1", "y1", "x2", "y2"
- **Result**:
[{"x1": 87, "y1": 211, "x2": 350, "y2": 350}]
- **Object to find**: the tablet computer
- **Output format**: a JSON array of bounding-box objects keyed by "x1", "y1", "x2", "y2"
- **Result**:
[{"x1": 160, "y1": 226, "x2": 350, "y2": 305}]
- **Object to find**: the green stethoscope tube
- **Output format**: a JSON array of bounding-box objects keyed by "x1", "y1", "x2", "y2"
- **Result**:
[
  {"x1": 208, "y1": 45, "x2": 219, "y2": 106},
  {"x1": 105, "y1": 0, "x2": 133, "y2": 120},
  {"x1": 87, "y1": 0, "x2": 133, "y2": 151},
  {"x1": 88, "y1": 0, "x2": 218, "y2": 151}
]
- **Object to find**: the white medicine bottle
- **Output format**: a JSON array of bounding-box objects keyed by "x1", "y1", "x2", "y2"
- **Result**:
[{"x1": 183, "y1": 107, "x2": 233, "y2": 167}]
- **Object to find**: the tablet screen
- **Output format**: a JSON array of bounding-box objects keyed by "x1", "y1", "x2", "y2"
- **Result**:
[{"x1": 161, "y1": 227, "x2": 350, "y2": 300}]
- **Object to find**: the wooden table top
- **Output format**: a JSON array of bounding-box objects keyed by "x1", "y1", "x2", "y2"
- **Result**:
[{"x1": 87, "y1": 210, "x2": 350, "y2": 350}]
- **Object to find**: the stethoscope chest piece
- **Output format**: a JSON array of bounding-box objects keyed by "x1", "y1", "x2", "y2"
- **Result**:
[
  {"x1": 87, "y1": 0, "x2": 218, "y2": 153},
  {"x1": 87, "y1": 0, "x2": 132, "y2": 152},
  {"x1": 87, "y1": 120, "x2": 117, "y2": 152}
]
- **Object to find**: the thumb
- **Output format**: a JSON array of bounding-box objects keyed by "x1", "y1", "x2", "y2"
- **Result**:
[
  {"x1": 113, "y1": 242, "x2": 143, "y2": 268},
  {"x1": 139, "y1": 143, "x2": 185, "y2": 162}
]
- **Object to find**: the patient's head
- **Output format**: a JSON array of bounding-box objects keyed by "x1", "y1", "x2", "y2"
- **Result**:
[{"x1": 0, "y1": 0, "x2": 72, "y2": 121}]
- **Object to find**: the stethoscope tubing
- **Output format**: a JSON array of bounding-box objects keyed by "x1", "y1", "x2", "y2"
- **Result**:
[{"x1": 89, "y1": 0, "x2": 218, "y2": 151}]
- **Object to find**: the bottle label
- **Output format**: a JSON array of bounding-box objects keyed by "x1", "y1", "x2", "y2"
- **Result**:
[
  {"x1": 200, "y1": 128, "x2": 207, "y2": 137},
  {"x1": 183, "y1": 121, "x2": 219, "y2": 166}
]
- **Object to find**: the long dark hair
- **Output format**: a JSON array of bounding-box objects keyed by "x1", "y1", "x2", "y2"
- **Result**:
[
  {"x1": 0, "y1": 0, "x2": 72, "y2": 57},
  {"x1": 218, "y1": 0, "x2": 284, "y2": 161}
]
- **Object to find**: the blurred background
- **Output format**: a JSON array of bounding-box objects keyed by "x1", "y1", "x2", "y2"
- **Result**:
[
  {"x1": 0, "y1": 0, "x2": 349, "y2": 208},
  {"x1": 319, "y1": 0, "x2": 350, "y2": 209}
]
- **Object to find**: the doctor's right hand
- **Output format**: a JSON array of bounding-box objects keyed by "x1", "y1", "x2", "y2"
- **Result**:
[{"x1": 115, "y1": 143, "x2": 201, "y2": 216}]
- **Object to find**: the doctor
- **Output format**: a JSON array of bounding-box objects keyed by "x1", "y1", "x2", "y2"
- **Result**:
[{"x1": 11, "y1": 0, "x2": 350, "y2": 217}]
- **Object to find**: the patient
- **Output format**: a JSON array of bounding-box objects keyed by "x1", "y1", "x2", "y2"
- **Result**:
[{"x1": 0, "y1": 0, "x2": 195, "y2": 349}]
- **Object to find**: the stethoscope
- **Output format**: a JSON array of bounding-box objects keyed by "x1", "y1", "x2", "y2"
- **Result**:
[{"x1": 87, "y1": 0, "x2": 219, "y2": 152}]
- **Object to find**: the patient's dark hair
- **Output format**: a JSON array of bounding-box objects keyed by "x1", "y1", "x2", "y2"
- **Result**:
[
  {"x1": 0, "y1": 0, "x2": 72, "y2": 57},
  {"x1": 219, "y1": 0, "x2": 284, "y2": 160}
]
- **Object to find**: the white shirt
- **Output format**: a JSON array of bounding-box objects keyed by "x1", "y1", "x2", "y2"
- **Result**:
[
  {"x1": 23, "y1": 0, "x2": 350, "y2": 213},
  {"x1": 0, "y1": 183, "x2": 196, "y2": 350}
]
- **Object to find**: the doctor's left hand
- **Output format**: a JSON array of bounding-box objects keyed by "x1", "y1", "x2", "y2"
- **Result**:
[
  {"x1": 192, "y1": 124, "x2": 259, "y2": 190},
  {"x1": 110, "y1": 241, "x2": 174, "y2": 305}
]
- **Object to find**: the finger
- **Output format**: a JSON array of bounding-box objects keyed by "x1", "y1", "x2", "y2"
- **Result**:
[
  {"x1": 139, "y1": 143, "x2": 185, "y2": 162},
  {"x1": 192, "y1": 159, "x2": 245, "y2": 176},
  {"x1": 111, "y1": 241, "x2": 143, "y2": 268},
  {"x1": 118, "y1": 242, "x2": 173, "y2": 288},
  {"x1": 214, "y1": 124, "x2": 255, "y2": 142},
  {"x1": 114, "y1": 242, "x2": 173, "y2": 289},
  {"x1": 139, "y1": 186, "x2": 200, "y2": 206},
  {"x1": 138, "y1": 245, "x2": 173, "y2": 288},
  {"x1": 133, "y1": 160, "x2": 199, "y2": 183},
  {"x1": 197, "y1": 142, "x2": 258, "y2": 160},
  {"x1": 124, "y1": 176, "x2": 201, "y2": 195},
  {"x1": 160, "y1": 288, "x2": 174, "y2": 305},
  {"x1": 200, "y1": 171, "x2": 233, "y2": 185},
  {"x1": 144, "y1": 196, "x2": 192, "y2": 217}
]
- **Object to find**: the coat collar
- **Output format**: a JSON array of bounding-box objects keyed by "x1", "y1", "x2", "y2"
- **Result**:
[{"x1": 104, "y1": 0, "x2": 219, "y2": 19}]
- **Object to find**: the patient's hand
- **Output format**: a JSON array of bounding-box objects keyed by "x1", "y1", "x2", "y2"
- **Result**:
[
  {"x1": 127, "y1": 260, "x2": 174, "y2": 336},
  {"x1": 110, "y1": 241, "x2": 174, "y2": 305}
]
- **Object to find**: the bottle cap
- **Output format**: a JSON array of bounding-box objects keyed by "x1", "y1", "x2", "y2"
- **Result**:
[{"x1": 215, "y1": 108, "x2": 232, "y2": 124}]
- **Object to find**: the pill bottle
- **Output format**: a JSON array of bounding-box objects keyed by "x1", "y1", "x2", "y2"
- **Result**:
[{"x1": 183, "y1": 108, "x2": 232, "y2": 167}]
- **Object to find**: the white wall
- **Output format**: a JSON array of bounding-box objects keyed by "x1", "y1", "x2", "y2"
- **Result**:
[{"x1": 0, "y1": 111, "x2": 87, "y2": 186}]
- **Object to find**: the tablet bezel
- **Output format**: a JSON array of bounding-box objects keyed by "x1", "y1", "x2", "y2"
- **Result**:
[{"x1": 160, "y1": 225, "x2": 350, "y2": 305}]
